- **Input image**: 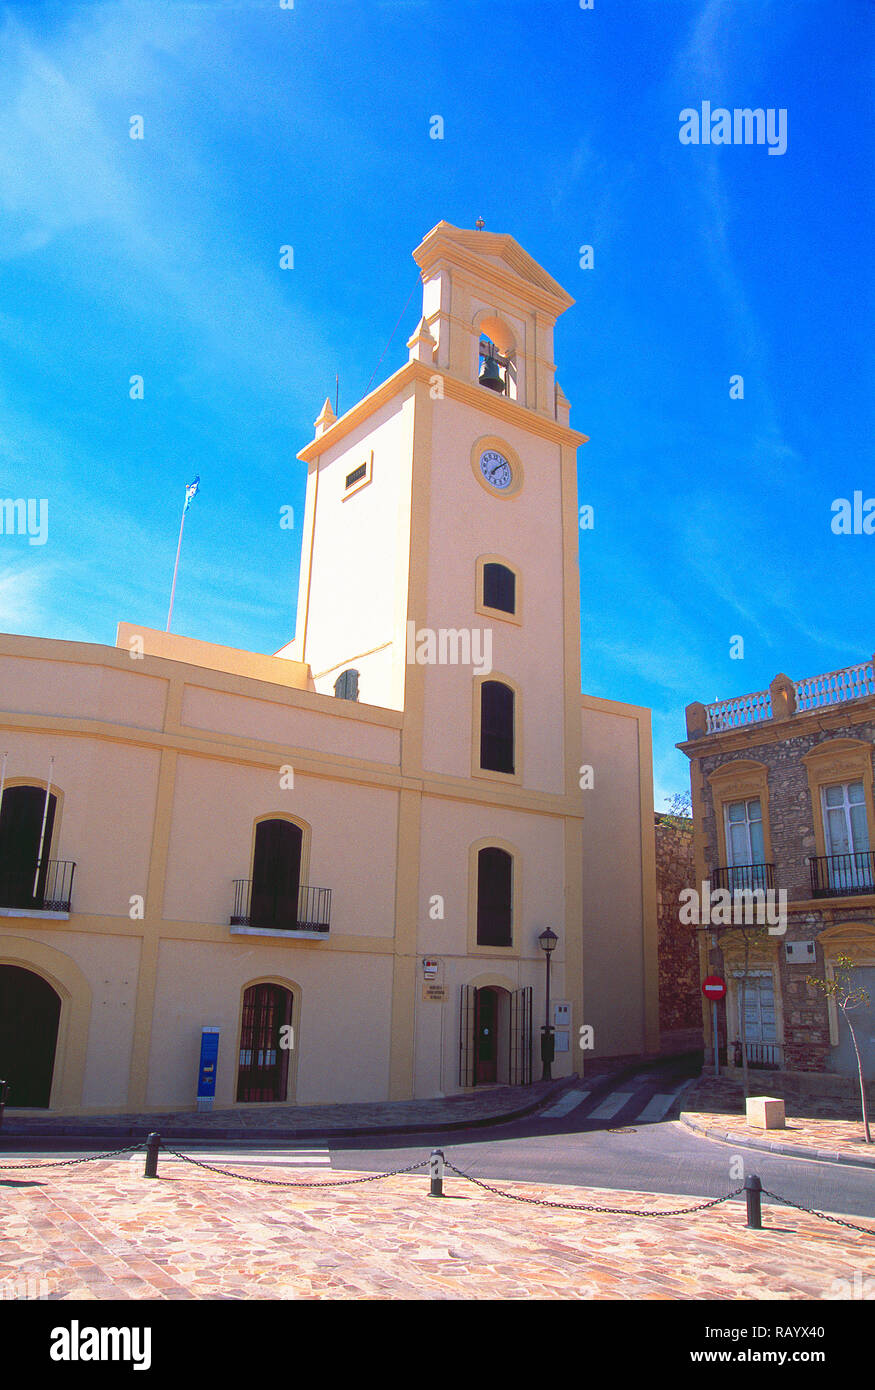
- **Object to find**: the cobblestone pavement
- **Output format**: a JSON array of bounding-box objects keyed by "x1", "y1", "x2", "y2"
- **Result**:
[
  {"x1": 682, "y1": 1075, "x2": 875, "y2": 1164},
  {"x1": 1, "y1": 1153, "x2": 873, "y2": 1300},
  {"x1": 2, "y1": 1081, "x2": 565, "y2": 1137}
]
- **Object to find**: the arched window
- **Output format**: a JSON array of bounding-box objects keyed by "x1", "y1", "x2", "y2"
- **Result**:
[
  {"x1": 483, "y1": 562, "x2": 516, "y2": 615},
  {"x1": 334, "y1": 669, "x2": 359, "y2": 701},
  {"x1": 480, "y1": 681, "x2": 515, "y2": 774},
  {"x1": 0, "y1": 784, "x2": 57, "y2": 910},
  {"x1": 477, "y1": 847, "x2": 513, "y2": 947}
]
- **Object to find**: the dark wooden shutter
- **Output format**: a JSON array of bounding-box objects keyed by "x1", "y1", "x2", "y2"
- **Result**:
[
  {"x1": 483, "y1": 563, "x2": 515, "y2": 614},
  {"x1": 251, "y1": 820, "x2": 302, "y2": 930},
  {"x1": 0, "y1": 786, "x2": 56, "y2": 909},
  {"x1": 334, "y1": 669, "x2": 359, "y2": 701},
  {"x1": 510, "y1": 985, "x2": 533, "y2": 1085},
  {"x1": 480, "y1": 681, "x2": 514, "y2": 773},
  {"x1": 476, "y1": 847, "x2": 512, "y2": 946}
]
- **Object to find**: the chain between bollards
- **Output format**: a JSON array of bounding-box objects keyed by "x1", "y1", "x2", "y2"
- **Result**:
[
  {"x1": 744, "y1": 1173, "x2": 762, "y2": 1229},
  {"x1": 428, "y1": 1148, "x2": 445, "y2": 1198},
  {"x1": 143, "y1": 1132, "x2": 161, "y2": 1179}
]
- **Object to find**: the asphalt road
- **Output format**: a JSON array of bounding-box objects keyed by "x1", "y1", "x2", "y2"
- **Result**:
[{"x1": 4, "y1": 1057, "x2": 874, "y2": 1221}]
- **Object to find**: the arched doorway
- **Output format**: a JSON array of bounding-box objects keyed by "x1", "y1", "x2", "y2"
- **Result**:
[
  {"x1": 236, "y1": 983, "x2": 294, "y2": 1102},
  {"x1": 0, "y1": 966, "x2": 61, "y2": 1107},
  {"x1": 250, "y1": 820, "x2": 302, "y2": 930},
  {"x1": 474, "y1": 986, "x2": 510, "y2": 1084}
]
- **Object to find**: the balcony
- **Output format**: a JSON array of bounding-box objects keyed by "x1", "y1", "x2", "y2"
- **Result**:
[
  {"x1": 731, "y1": 1040, "x2": 781, "y2": 1070},
  {"x1": 712, "y1": 863, "x2": 775, "y2": 892},
  {"x1": 231, "y1": 879, "x2": 331, "y2": 933},
  {"x1": 809, "y1": 851, "x2": 875, "y2": 899},
  {"x1": 0, "y1": 860, "x2": 76, "y2": 914}
]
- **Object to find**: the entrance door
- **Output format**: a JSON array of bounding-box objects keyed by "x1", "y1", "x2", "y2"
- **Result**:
[
  {"x1": 475, "y1": 987, "x2": 498, "y2": 1083},
  {"x1": 250, "y1": 820, "x2": 302, "y2": 930},
  {"x1": 0, "y1": 966, "x2": 61, "y2": 1107},
  {"x1": 831, "y1": 966, "x2": 875, "y2": 1079},
  {"x1": 0, "y1": 786, "x2": 57, "y2": 910},
  {"x1": 236, "y1": 983, "x2": 293, "y2": 1102}
]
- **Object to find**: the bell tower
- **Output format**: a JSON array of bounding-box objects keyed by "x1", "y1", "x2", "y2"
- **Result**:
[{"x1": 283, "y1": 220, "x2": 587, "y2": 802}]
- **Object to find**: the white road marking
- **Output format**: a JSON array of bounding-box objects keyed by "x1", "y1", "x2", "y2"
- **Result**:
[
  {"x1": 163, "y1": 1150, "x2": 332, "y2": 1167},
  {"x1": 540, "y1": 1089, "x2": 591, "y2": 1118},
  {"x1": 588, "y1": 1091, "x2": 635, "y2": 1120},
  {"x1": 635, "y1": 1092, "x2": 682, "y2": 1123}
]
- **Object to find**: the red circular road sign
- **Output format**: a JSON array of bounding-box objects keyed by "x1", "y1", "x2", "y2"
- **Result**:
[{"x1": 702, "y1": 975, "x2": 727, "y2": 1001}]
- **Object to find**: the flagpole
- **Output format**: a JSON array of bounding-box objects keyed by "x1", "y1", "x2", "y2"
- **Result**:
[
  {"x1": 166, "y1": 506, "x2": 187, "y2": 633},
  {"x1": 32, "y1": 755, "x2": 54, "y2": 897}
]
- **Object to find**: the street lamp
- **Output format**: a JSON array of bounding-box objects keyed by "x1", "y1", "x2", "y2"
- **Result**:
[{"x1": 538, "y1": 928, "x2": 559, "y2": 1081}]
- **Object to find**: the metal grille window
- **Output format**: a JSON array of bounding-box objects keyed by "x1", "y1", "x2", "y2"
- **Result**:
[
  {"x1": 483, "y1": 563, "x2": 516, "y2": 615},
  {"x1": 476, "y1": 846, "x2": 512, "y2": 946},
  {"x1": 480, "y1": 680, "x2": 514, "y2": 774},
  {"x1": 345, "y1": 463, "x2": 367, "y2": 489},
  {"x1": 236, "y1": 983, "x2": 293, "y2": 1103}
]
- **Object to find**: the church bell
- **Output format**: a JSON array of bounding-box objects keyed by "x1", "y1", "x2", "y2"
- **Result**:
[{"x1": 478, "y1": 354, "x2": 505, "y2": 393}]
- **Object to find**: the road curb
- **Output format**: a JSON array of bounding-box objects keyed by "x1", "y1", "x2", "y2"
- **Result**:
[
  {"x1": 679, "y1": 1112, "x2": 875, "y2": 1170},
  {"x1": 0, "y1": 1079, "x2": 575, "y2": 1147}
]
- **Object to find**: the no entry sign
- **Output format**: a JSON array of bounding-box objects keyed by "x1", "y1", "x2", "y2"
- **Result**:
[{"x1": 702, "y1": 975, "x2": 727, "y2": 1001}]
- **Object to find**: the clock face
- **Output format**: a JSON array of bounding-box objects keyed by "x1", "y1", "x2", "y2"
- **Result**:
[{"x1": 480, "y1": 449, "x2": 512, "y2": 491}]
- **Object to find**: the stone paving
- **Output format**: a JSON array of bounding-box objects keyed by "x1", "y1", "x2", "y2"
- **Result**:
[
  {"x1": 682, "y1": 1075, "x2": 875, "y2": 1165},
  {"x1": 0, "y1": 1150, "x2": 873, "y2": 1300}
]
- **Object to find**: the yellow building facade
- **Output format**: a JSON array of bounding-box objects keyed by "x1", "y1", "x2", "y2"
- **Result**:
[{"x1": 0, "y1": 223, "x2": 658, "y2": 1114}]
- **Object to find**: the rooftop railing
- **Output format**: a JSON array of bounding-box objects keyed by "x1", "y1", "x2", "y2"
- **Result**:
[{"x1": 691, "y1": 656, "x2": 875, "y2": 736}]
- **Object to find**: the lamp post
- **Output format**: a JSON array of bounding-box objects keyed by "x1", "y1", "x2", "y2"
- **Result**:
[{"x1": 538, "y1": 928, "x2": 558, "y2": 1081}]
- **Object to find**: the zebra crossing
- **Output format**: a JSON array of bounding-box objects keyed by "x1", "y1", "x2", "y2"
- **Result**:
[
  {"x1": 539, "y1": 1076, "x2": 687, "y2": 1127},
  {"x1": 145, "y1": 1146, "x2": 332, "y2": 1169}
]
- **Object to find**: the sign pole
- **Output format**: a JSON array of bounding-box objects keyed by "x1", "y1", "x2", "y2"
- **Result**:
[{"x1": 712, "y1": 1000, "x2": 720, "y2": 1077}]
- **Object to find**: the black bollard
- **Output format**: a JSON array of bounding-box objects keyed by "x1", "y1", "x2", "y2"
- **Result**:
[
  {"x1": 744, "y1": 1173, "x2": 763, "y2": 1229},
  {"x1": 144, "y1": 1132, "x2": 161, "y2": 1179},
  {"x1": 428, "y1": 1148, "x2": 445, "y2": 1198}
]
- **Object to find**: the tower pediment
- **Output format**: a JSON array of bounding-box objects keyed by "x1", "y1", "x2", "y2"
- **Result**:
[{"x1": 413, "y1": 221, "x2": 574, "y2": 315}]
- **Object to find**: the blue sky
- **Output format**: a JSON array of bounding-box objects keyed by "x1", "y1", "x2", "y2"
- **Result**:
[{"x1": 0, "y1": 0, "x2": 872, "y2": 807}]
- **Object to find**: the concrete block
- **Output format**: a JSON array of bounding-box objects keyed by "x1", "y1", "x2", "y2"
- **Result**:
[{"x1": 746, "y1": 1096, "x2": 786, "y2": 1129}]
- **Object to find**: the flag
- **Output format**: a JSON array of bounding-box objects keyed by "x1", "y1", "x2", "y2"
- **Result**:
[{"x1": 183, "y1": 476, "x2": 200, "y2": 513}]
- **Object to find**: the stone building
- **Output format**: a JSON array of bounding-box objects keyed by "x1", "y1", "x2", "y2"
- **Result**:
[
  {"x1": 679, "y1": 659, "x2": 875, "y2": 1081},
  {"x1": 0, "y1": 222, "x2": 658, "y2": 1116}
]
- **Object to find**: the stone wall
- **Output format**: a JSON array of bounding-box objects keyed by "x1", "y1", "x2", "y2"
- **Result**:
[{"x1": 655, "y1": 816, "x2": 701, "y2": 1033}]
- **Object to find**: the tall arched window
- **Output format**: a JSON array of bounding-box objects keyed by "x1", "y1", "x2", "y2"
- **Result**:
[
  {"x1": 0, "y1": 785, "x2": 57, "y2": 910},
  {"x1": 480, "y1": 681, "x2": 515, "y2": 774},
  {"x1": 250, "y1": 820, "x2": 303, "y2": 930},
  {"x1": 236, "y1": 982, "x2": 294, "y2": 1102},
  {"x1": 477, "y1": 847, "x2": 513, "y2": 947}
]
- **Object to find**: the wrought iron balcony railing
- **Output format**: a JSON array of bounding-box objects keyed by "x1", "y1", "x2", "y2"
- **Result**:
[
  {"x1": 0, "y1": 860, "x2": 76, "y2": 913},
  {"x1": 733, "y1": 1040, "x2": 781, "y2": 1070},
  {"x1": 231, "y1": 879, "x2": 331, "y2": 932},
  {"x1": 809, "y1": 851, "x2": 875, "y2": 899},
  {"x1": 712, "y1": 863, "x2": 775, "y2": 892}
]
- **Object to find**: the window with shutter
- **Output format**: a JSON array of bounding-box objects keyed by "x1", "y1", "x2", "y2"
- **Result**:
[
  {"x1": 483, "y1": 562, "x2": 516, "y2": 615},
  {"x1": 477, "y1": 847, "x2": 513, "y2": 946},
  {"x1": 480, "y1": 680, "x2": 514, "y2": 773},
  {"x1": 333, "y1": 669, "x2": 359, "y2": 701}
]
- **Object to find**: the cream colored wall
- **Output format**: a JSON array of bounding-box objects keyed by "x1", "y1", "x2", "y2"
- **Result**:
[
  {"x1": 0, "y1": 649, "x2": 167, "y2": 729},
  {"x1": 162, "y1": 754, "x2": 399, "y2": 935},
  {"x1": 0, "y1": 731, "x2": 159, "y2": 918},
  {"x1": 295, "y1": 393, "x2": 416, "y2": 711},
  {"x1": 580, "y1": 698, "x2": 659, "y2": 1058},
  {"x1": 180, "y1": 685, "x2": 400, "y2": 764},
  {"x1": 420, "y1": 398, "x2": 567, "y2": 792},
  {"x1": 147, "y1": 940, "x2": 394, "y2": 1106}
]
